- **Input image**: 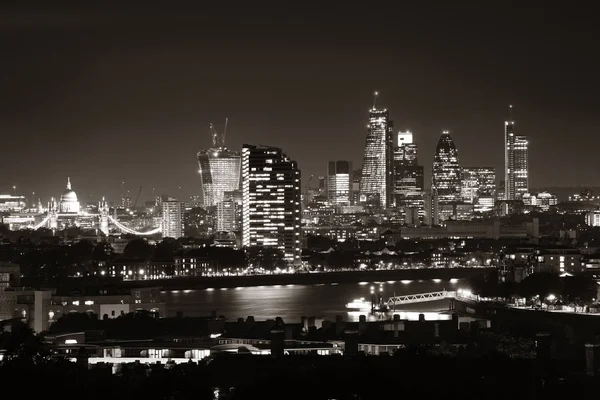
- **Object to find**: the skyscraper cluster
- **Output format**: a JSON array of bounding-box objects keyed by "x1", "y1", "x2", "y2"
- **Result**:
[
  {"x1": 352, "y1": 96, "x2": 529, "y2": 224},
  {"x1": 196, "y1": 123, "x2": 302, "y2": 264},
  {"x1": 192, "y1": 97, "x2": 530, "y2": 261}
]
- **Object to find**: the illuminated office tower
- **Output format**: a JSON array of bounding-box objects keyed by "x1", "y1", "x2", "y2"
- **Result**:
[
  {"x1": 393, "y1": 131, "x2": 424, "y2": 207},
  {"x1": 242, "y1": 145, "x2": 301, "y2": 264},
  {"x1": 513, "y1": 135, "x2": 529, "y2": 199},
  {"x1": 327, "y1": 161, "x2": 352, "y2": 206},
  {"x1": 461, "y1": 167, "x2": 496, "y2": 213},
  {"x1": 504, "y1": 106, "x2": 529, "y2": 200},
  {"x1": 197, "y1": 119, "x2": 241, "y2": 207},
  {"x1": 431, "y1": 131, "x2": 462, "y2": 204},
  {"x1": 359, "y1": 93, "x2": 394, "y2": 208},
  {"x1": 161, "y1": 198, "x2": 183, "y2": 239}
]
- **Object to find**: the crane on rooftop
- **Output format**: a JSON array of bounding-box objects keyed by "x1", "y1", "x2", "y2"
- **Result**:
[{"x1": 210, "y1": 118, "x2": 229, "y2": 148}]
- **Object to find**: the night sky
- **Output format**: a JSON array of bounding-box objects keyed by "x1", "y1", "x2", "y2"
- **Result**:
[{"x1": 1, "y1": 2, "x2": 598, "y2": 204}]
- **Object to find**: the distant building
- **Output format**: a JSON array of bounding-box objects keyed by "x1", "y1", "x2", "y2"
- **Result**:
[
  {"x1": 216, "y1": 200, "x2": 237, "y2": 232},
  {"x1": 242, "y1": 144, "x2": 302, "y2": 264},
  {"x1": 359, "y1": 103, "x2": 394, "y2": 208},
  {"x1": 522, "y1": 192, "x2": 557, "y2": 212},
  {"x1": 431, "y1": 131, "x2": 462, "y2": 204},
  {"x1": 586, "y1": 211, "x2": 600, "y2": 227},
  {"x1": 327, "y1": 161, "x2": 352, "y2": 206},
  {"x1": 393, "y1": 131, "x2": 424, "y2": 209},
  {"x1": 423, "y1": 191, "x2": 439, "y2": 226},
  {"x1": 161, "y1": 199, "x2": 184, "y2": 239},
  {"x1": 504, "y1": 107, "x2": 529, "y2": 200},
  {"x1": 0, "y1": 195, "x2": 26, "y2": 212},
  {"x1": 197, "y1": 120, "x2": 241, "y2": 207},
  {"x1": 461, "y1": 167, "x2": 496, "y2": 213}
]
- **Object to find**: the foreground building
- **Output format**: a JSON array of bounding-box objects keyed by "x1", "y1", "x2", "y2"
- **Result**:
[{"x1": 242, "y1": 145, "x2": 302, "y2": 264}]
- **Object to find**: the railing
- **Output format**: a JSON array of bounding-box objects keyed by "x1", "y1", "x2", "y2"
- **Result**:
[
  {"x1": 385, "y1": 289, "x2": 478, "y2": 307},
  {"x1": 386, "y1": 291, "x2": 456, "y2": 306}
]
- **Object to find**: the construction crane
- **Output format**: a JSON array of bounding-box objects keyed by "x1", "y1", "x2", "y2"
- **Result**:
[
  {"x1": 133, "y1": 185, "x2": 144, "y2": 210},
  {"x1": 209, "y1": 118, "x2": 229, "y2": 148}
]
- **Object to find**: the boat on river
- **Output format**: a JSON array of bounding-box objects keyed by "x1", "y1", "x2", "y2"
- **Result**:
[{"x1": 345, "y1": 298, "x2": 371, "y2": 310}]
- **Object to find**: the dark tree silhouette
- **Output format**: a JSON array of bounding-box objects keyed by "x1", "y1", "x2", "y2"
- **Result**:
[
  {"x1": 519, "y1": 272, "x2": 563, "y2": 302},
  {"x1": 123, "y1": 238, "x2": 153, "y2": 260},
  {"x1": 561, "y1": 275, "x2": 598, "y2": 305},
  {"x1": 153, "y1": 238, "x2": 182, "y2": 261},
  {"x1": 246, "y1": 246, "x2": 286, "y2": 270}
]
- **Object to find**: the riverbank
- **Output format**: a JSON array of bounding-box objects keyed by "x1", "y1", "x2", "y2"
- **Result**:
[{"x1": 120, "y1": 267, "x2": 493, "y2": 290}]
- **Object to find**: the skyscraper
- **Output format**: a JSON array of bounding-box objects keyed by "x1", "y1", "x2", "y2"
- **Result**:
[
  {"x1": 359, "y1": 94, "x2": 394, "y2": 208},
  {"x1": 161, "y1": 198, "x2": 184, "y2": 239},
  {"x1": 461, "y1": 167, "x2": 496, "y2": 213},
  {"x1": 504, "y1": 106, "x2": 529, "y2": 200},
  {"x1": 242, "y1": 145, "x2": 302, "y2": 264},
  {"x1": 393, "y1": 131, "x2": 424, "y2": 207},
  {"x1": 197, "y1": 119, "x2": 241, "y2": 207},
  {"x1": 327, "y1": 161, "x2": 352, "y2": 206},
  {"x1": 431, "y1": 131, "x2": 462, "y2": 204},
  {"x1": 461, "y1": 168, "x2": 496, "y2": 202}
]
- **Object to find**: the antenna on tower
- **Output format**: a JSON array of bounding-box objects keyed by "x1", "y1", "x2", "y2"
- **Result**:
[
  {"x1": 372, "y1": 91, "x2": 379, "y2": 109},
  {"x1": 508, "y1": 104, "x2": 514, "y2": 121}
]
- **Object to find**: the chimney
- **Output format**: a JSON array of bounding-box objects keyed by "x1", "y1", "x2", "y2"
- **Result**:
[
  {"x1": 335, "y1": 315, "x2": 345, "y2": 336},
  {"x1": 270, "y1": 329, "x2": 285, "y2": 357},
  {"x1": 451, "y1": 313, "x2": 459, "y2": 328},
  {"x1": 343, "y1": 329, "x2": 359, "y2": 358},
  {"x1": 358, "y1": 315, "x2": 367, "y2": 333}
]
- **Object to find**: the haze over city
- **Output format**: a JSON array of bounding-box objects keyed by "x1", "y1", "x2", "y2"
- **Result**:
[{"x1": 1, "y1": 2, "x2": 598, "y2": 203}]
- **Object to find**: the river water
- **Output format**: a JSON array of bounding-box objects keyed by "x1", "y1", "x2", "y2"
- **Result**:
[{"x1": 162, "y1": 278, "x2": 463, "y2": 322}]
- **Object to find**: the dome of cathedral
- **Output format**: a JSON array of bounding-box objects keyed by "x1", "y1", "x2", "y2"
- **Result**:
[{"x1": 59, "y1": 177, "x2": 80, "y2": 214}]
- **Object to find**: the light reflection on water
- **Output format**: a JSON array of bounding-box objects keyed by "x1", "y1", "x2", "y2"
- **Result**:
[{"x1": 162, "y1": 279, "x2": 460, "y2": 322}]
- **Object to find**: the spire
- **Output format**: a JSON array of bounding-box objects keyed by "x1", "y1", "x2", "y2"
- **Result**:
[
  {"x1": 508, "y1": 104, "x2": 514, "y2": 123},
  {"x1": 372, "y1": 91, "x2": 379, "y2": 109},
  {"x1": 66, "y1": 177, "x2": 71, "y2": 190}
]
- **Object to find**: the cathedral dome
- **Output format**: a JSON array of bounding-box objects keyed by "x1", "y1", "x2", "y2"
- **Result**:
[{"x1": 59, "y1": 177, "x2": 80, "y2": 214}]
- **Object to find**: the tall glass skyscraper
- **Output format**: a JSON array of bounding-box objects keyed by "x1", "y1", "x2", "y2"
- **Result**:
[
  {"x1": 504, "y1": 107, "x2": 529, "y2": 200},
  {"x1": 242, "y1": 145, "x2": 301, "y2": 264},
  {"x1": 431, "y1": 131, "x2": 462, "y2": 204},
  {"x1": 327, "y1": 161, "x2": 352, "y2": 206},
  {"x1": 359, "y1": 106, "x2": 393, "y2": 208},
  {"x1": 197, "y1": 120, "x2": 241, "y2": 207}
]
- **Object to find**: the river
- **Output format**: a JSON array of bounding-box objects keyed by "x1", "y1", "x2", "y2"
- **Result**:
[{"x1": 162, "y1": 277, "x2": 462, "y2": 322}]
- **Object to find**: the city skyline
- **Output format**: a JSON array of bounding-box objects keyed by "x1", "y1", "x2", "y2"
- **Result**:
[{"x1": 1, "y1": 3, "x2": 599, "y2": 202}]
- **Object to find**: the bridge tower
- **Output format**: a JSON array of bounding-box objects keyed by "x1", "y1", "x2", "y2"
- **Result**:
[
  {"x1": 98, "y1": 197, "x2": 110, "y2": 236},
  {"x1": 48, "y1": 197, "x2": 58, "y2": 231}
]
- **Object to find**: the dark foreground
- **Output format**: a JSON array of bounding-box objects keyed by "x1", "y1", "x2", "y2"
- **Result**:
[
  {"x1": 117, "y1": 267, "x2": 493, "y2": 290},
  {"x1": 2, "y1": 352, "x2": 597, "y2": 400}
]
